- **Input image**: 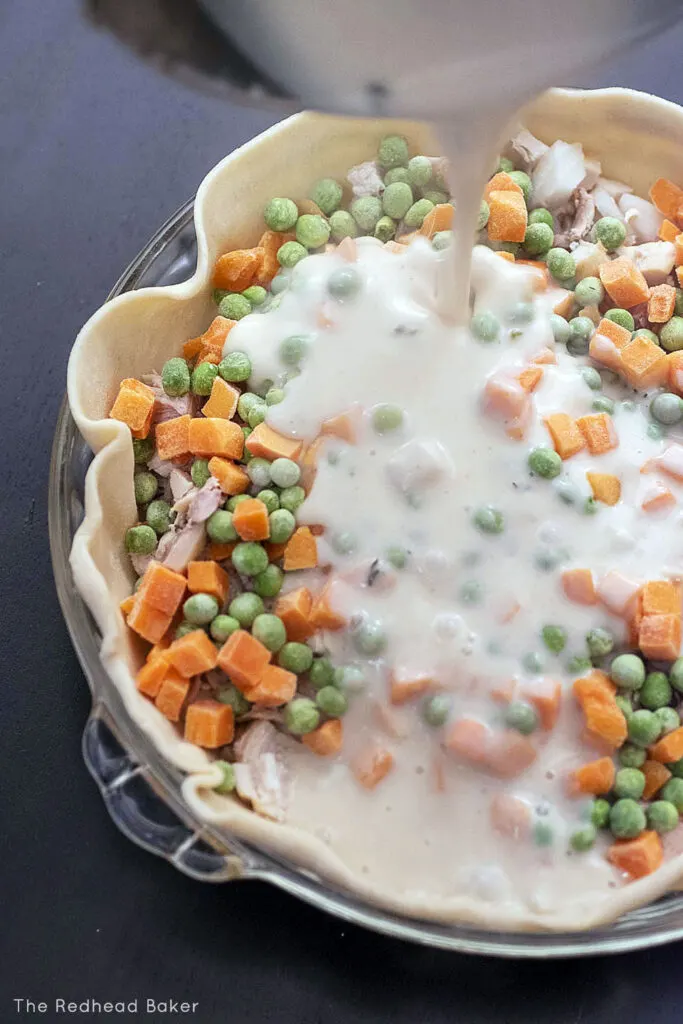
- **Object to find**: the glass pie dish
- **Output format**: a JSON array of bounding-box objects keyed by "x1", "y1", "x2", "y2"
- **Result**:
[{"x1": 49, "y1": 91, "x2": 683, "y2": 955}]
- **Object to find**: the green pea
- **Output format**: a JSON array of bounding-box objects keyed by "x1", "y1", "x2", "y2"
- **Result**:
[
  {"x1": 640, "y1": 671, "x2": 673, "y2": 710},
  {"x1": 661, "y1": 777, "x2": 683, "y2": 811},
  {"x1": 247, "y1": 401, "x2": 267, "y2": 429},
  {"x1": 592, "y1": 396, "x2": 615, "y2": 415},
  {"x1": 615, "y1": 694, "x2": 634, "y2": 720},
  {"x1": 504, "y1": 700, "x2": 538, "y2": 735},
  {"x1": 403, "y1": 154, "x2": 430, "y2": 188},
  {"x1": 649, "y1": 800, "x2": 680, "y2": 834},
  {"x1": 574, "y1": 276, "x2": 604, "y2": 307},
  {"x1": 316, "y1": 685, "x2": 348, "y2": 716},
  {"x1": 277, "y1": 241, "x2": 308, "y2": 268},
  {"x1": 670, "y1": 658, "x2": 683, "y2": 693},
  {"x1": 470, "y1": 311, "x2": 500, "y2": 342},
  {"x1": 647, "y1": 422, "x2": 666, "y2": 441},
  {"x1": 581, "y1": 366, "x2": 603, "y2": 391},
  {"x1": 352, "y1": 619, "x2": 387, "y2": 657},
  {"x1": 279, "y1": 485, "x2": 306, "y2": 514},
  {"x1": 613, "y1": 767, "x2": 645, "y2": 800},
  {"x1": 134, "y1": 471, "x2": 158, "y2": 505},
  {"x1": 610, "y1": 653, "x2": 646, "y2": 690},
  {"x1": 269, "y1": 458, "x2": 301, "y2": 488},
  {"x1": 161, "y1": 357, "x2": 191, "y2": 397},
  {"x1": 570, "y1": 825, "x2": 597, "y2": 852},
  {"x1": 296, "y1": 213, "x2": 331, "y2": 250},
  {"x1": 265, "y1": 387, "x2": 285, "y2": 407},
  {"x1": 219, "y1": 351, "x2": 251, "y2": 383},
  {"x1": 660, "y1": 317, "x2": 683, "y2": 353},
  {"x1": 459, "y1": 580, "x2": 483, "y2": 605},
  {"x1": 655, "y1": 706, "x2": 680, "y2": 734},
  {"x1": 618, "y1": 743, "x2": 646, "y2": 768},
  {"x1": 627, "y1": 709, "x2": 662, "y2": 748},
  {"x1": 594, "y1": 216, "x2": 626, "y2": 251},
  {"x1": 546, "y1": 247, "x2": 576, "y2": 282},
  {"x1": 254, "y1": 489, "x2": 278, "y2": 515},
  {"x1": 422, "y1": 694, "x2": 452, "y2": 727},
  {"x1": 591, "y1": 798, "x2": 611, "y2": 829},
  {"x1": 473, "y1": 505, "x2": 504, "y2": 534},
  {"x1": 279, "y1": 642, "x2": 314, "y2": 674},
  {"x1": 251, "y1": 565, "x2": 283, "y2": 601},
  {"x1": 541, "y1": 624, "x2": 567, "y2": 654},
  {"x1": 207, "y1": 510, "x2": 237, "y2": 544},
  {"x1": 236, "y1": 392, "x2": 259, "y2": 421},
  {"x1": 528, "y1": 208, "x2": 553, "y2": 228},
  {"x1": 335, "y1": 665, "x2": 366, "y2": 693},
  {"x1": 476, "y1": 200, "x2": 490, "y2": 231},
  {"x1": 534, "y1": 548, "x2": 566, "y2": 572},
  {"x1": 213, "y1": 288, "x2": 229, "y2": 305},
  {"x1": 609, "y1": 798, "x2": 646, "y2": 839},
  {"x1": 208, "y1": 762, "x2": 235, "y2": 797},
  {"x1": 524, "y1": 222, "x2": 553, "y2": 256},
  {"x1": 228, "y1": 592, "x2": 264, "y2": 627},
  {"x1": 605, "y1": 308, "x2": 634, "y2": 332},
  {"x1": 279, "y1": 333, "x2": 310, "y2": 368},
  {"x1": 310, "y1": 178, "x2": 343, "y2": 216},
  {"x1": 251, "y1": 613, "x2": 287, "y2": 653},
  {"x1": 372, "y1": 403, "x2": 404, "y2": 433},
  {"x1": 146, "y1": 499, "x2": 172, "y2": 536},
  {"x1": 586, "y1": 627, "x2": 614, "y2": 660},
  {"x1": 218, "y1": 293, "x2": 251, "y2": 320},
  {"x1": 378, "y1": 134, "x2": 409, "y2": 169},
  {"x1": 125, "y1": 525, "x2": 157, "y2": 555},
  {"x1": 382, "y1": 181, "x2": 414, "y2": 220},
  {"x1": 528, "y1": 447, "x2": 561, "y2": 479},
  {"x1": 132, "y1": 437, "x2": 155, "y2": 465},
  {"x1": 232, "y1": 542, "x2": 269, "y2": 577},
  {"x1": 227, "y1": 493, "x2": 250, "y2": 512},
  {"x1": 404, "y1": 198, "x2": 434, "y2": 229},
  {"x1": 510, "y1": 302, "x2": 534, "y2": 325},
  {"x1": 175, "y1": 621, "x2": 197, "y2": 640},
  {"x1": 285, "y1": 697, "x2": 320, "y2": 735},
  {"x1": 651, "y1": 392, "x2": 683, "y2": 425},
  {"x1": 550, "y1": 313, "x2": 571, "y2": 345},
  {"x1": 268, "y1": 509, "x2": 296, "y2": 544},
  {"x1": 522, "y1": 651, "x2": 544, "y2": 674},
  {"x1": 384, "y1": 167, "x2": 410, "y2": 186},
  {"x1": 566, "y1": 316, "x2": 593, "y2": 356},
  {"x1": 247, "y1": 458, "x2": 272, "y2": 489},
  {"x1": 264, "y1": 197, "x2": 298, "y2": 232},
  {"x1": 350, "y1": 196, "x2": 383, "y2": 232},
  {"x1": 567, "y1": 654, "x2": 593, "y2": 675},
  {"x1": 533, "y1": 821, "x2": 554, "y2": 847},
  {"x1": 432, "y1": 230, "x2": 452, "y2": 250},
  {"x1": 243, "y1": 285, "x2": 267, "y2": 307},
  {"x1": 329, "y1": 210, "x2": 358, "y2": 242},
  {"x1": 669, "y1": 759, "x2": 683, "y2": 778},
  {"x1": 509, "y1": 170, "x2": 532, "y2": 203},
  {"x1": 309, "y1": 657, "x2": 335, "y2": 690},
  {"x1": 188, "y1": 459, "x2": 209, "y2": 489},
  {"x1": 183, "y1": 593, "x2": 219, "y2": 626},
  {"x1": 386, "y1": 545, "x2": 408, "y2": 570},
  {"x1": 210, "y1": 615, "x2": 240, "y2": 643},
  {"x1": 496, "y1": 157, "x2": 514, "y2": 174}
]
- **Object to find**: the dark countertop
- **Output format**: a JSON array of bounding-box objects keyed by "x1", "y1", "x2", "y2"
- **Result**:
[{"x1": 4, "y1": 1, "x2": 683, "y2": 1020}]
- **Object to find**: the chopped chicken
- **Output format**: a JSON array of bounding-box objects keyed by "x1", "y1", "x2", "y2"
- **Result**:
[
  {"x1": 169, "y1": 468, "x2": 193, "y2": 502},
  {"x1": 554, "y1": 188, "x2": 595, "y2": 247},
  {"x1": 570, "y1": 241, "x2": 610, "y2": 281},
  {"x1": 619, "y1": 241, "x2": 676, "y2": 285},
  {"x1": 129, "y1": 553, "x2": 154, "y2": 577},
  {"x1": 386, "y1": 439, "x2": 454, "y2": 496},
  {"x1": 233, "y1": 721, "x2": 288, "y2": 821},
  {"x1": 188, "y1": 478, "x2": 223, "y2": 523},
  {"x1": 592, "y1": 186, "x2": 625, "y2": 222},
  {"x1": 347, "y1": 160, "x2": 385, "y2": 198},
  {"x1": 532, "y1": 141, "x2": 586, "y2": 210},
  {"x1": 504, "y1": 128, "x2": 549, "y2": 171},
  {"x1": 156, "y1": 520, "x2": 206, "y2": 572},
  {"x1": 580, "y1": 158, "x2": 602, "y2": 192},
  {"x1": 618, "y1": 194, "x2": 665, "y2": 244}
]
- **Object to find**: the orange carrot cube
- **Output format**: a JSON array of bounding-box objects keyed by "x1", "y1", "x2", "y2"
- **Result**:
[
  {"x1": 283, "y1": 527, "x2": 318, "y2": 571},
  {"x1": 167, "y1": 629, "x2": 219, "y2": 677},
  {"x1": 208, "y1": 456, "x2": 249, "y2": 495},
  {"x1": 638, "y1": 613, "x2": 681, "y2": 661},
  {"x1": 668, "y1": 351, "x2": 683, "y2": 395},
  {"x1": 599, "y1": 257, "x2": 650, "y2": 308},
  {"x1": 119, "y1": 594, "x2": 136, "y2": 617},
  {"x1": 217, "y1": 629, "x2": 272, "y2": 691},
  {"x1": 353, "y1": 747, "x2": 394, "y2": 789},
  {"x1": 183, "y1": 316, "x2": 235, "y2": 362},
  {"x1": 522, "y1": 678, "x2": 561, "y2": 730},
  {"x1": 649, "y1": 725, "x2": 683, "y2": 764},
  {"x1": 302, "y1": 719, "x2": 343, "y2": 756},
  {"x1": 389, "y1": 674, "x2": 434, "y2": 705},
  {"x1": 257, "y1": 230, "x2": 294, "y2": 284},
  {"x1": 487, "y1": 190, "x2": 528, "y2": 243},
  {"x1": 232, "y1": 498, "x2": 270, "y2": 541},
  {"x1": 483, "y1": 171, "x2": 523, "y2": 199},
  {"x1": 245, "y1": 422, "x2": 303, "y2": 461},
  {"x1": 569, "y1": 757, "x2": 616, "y2": 796},
  {"x1": 659, "y1": 219, "x2": 680, "y2": 242},
  {"x1": 561, "y1": 568, "x2": 597, "y2": 605},
  {"x1": 137, "y1": 562, "x2": 187, "y2": 616},
  {"x1": 310, "y1": 583, "x2": 346, "y2": 631},
  {"x1": 648, "y1": 284, "x2": 676, "y2": 323},
  {"x1": 202, "y1": 377, "x2": 239, "y2": 419},
  {"x1": 576, "y1": 414, "x2": 618, "y2": 455},
  {"x1": 274, "y1": 587, "x2": 314, "y2": 641},
  {"x1": 608, "y1": 831, "x2": 663, "y2": 880},
  {"x1": 187, "y1": 560, "x2": 230, "y2": 604},
  {"x1": 650, "y1": 177, "x2": 683, "y2": 220},
  {"x1": 247, "y1": 664, "x2": 297, "y2": 706},
  {"x1": 136, "y1": 653, "x2": 171, "y2": 699},
  {"x1": 110, "y1": 378, "x2": 155, "y2": 439},
  {"x1": 155, "y1": 672, "x2": 191, "y2": 722},
  {"x1": 489, "y1": 793, "x2": 531, "y2": 838},
  {"x1": 126, "y1": 600, "x2": 171, "y2": 644},
  {"x1": 419, "y1": 203, "x2": 454, "y2": 237},
  {"x1": 642, "y1": 760, "x2": 672, "y2": 800},
  {"x1": 544, "y1": 413, "x2": 585, "y2": 459},
  {"x1": 642, "y1": 485, "x2": 676, "y2": 514},
  {"x1": 586, "y1": 472, "x2": 621, "y2": 505},
  {"x1": 155, "y1": 414, "x2": 191, "y2": 460},
  {"x1": 518, "y1": 366, "x2": 543, "y2": 393},
  {"x1": 620, "y1": 336, "x2": 668, "y2": 389},
  {"x1": 321, "y1": 410, "x2": 359, "y2": 443},
  {"x1": 184, "y1": 699, "x2": 234, "y2": 748},
  {"x1": 640, "y1": 580, "x2": 681, "y2": 616},
  {"x1": 188, "y1": 417, "x2": 244, "y2": 458},
  {"x1": 213, "y1": 247, "x2": 263, "y2": 291}
]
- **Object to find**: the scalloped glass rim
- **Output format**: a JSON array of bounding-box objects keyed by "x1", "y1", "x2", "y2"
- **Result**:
[{"x1": 50, "y1": 190, "x2": 683, "y2": 958}]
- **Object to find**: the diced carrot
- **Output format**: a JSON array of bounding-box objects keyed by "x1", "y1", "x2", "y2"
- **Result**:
[
  {"x1": 650, "y1": 725, "x2": 683, "y2": 763},
  {"x1": 389, "y1": 673, "x2": 433, "y2": 705},
  {"x1": 213, "y1": 247, "x2": 263, "y2": 291},
  {"x1": 299, "y1": 436, "x2": 326, "y2": 493},
  {"x1": 321, "y1": 410, "x2": 358, "y2": 443},
  {"x1": 642, "y1": 760, "x2": 672, "y2": 800},
  {"x1": 188, "y1": 417, "x2": 244, "y2": 459},
  {"x1": 659, "y1": 443, "x2": 683, "y2": 482},
  {"x1": 184, "y1": 699, "x2": 234, "y2": 748},
  {"x1": 126, "y1": 600, "x2": 171, "y2": 644},
  {"x1": 516, "y1": 260, "x2": 549, "y2": 291},
  {"x1": 544, "y1": 413, "x2": 585, "y2": 459},
  {"x1": 283, "y1": 527, "x2": 318, "y2": 570},
  {"x1": 137, "y1": 562, "x2": 187, "y2": 616},
  {"x1": 639, "y1": 613, "x2": 681, "y2": 661},
  {"x1": 522, "y1": 678, "x2": 561, "y2": 730},
  {"x1": 518, "y1": 366, "x2": 543, "y2": 393},
  {"x1": 264, "y1": 541, "x2": 287, "y2": 562},
  {"x1": 154, "y1": 671, "x2": 190, "y2": 722},
  {"x1": 569, "y1": 756, "x2": 616, "y2": 796},
  {"x1": 257, "y1": 230, "x2": 295, "y2": 284},
  {"x1": 444, "y1": 718, "x2": 491, "y2": 766},
  {"x1": 586, "y1": 472, "x2": 621, "y2": 505},
  {"x1": 640, "y1": 580, "x2": 681, "y2": 615},
  {"x1": 659, "y1": 219, "x2": 680, "y2": 242},
  {"x1": 620, "y1": 336, "x2": 668, "y2": 389},
  {"x1": 498, "y1": 599, "x2": 521, "y2": 624},
  {"x1": 642, "y1": 485, "x2": 676, "y2": 514},
  {"x1": 583, "y1": 698, "x2": 628, "y2": 749},
  {"x1": 246, "y1": 422, "x2": 303, "y2": 461},
  {"x1": 595, "y1": 317, "x2": 632, "y2": 349},
  {"x1": 384, "y1": 240, "x2": 409, "y2": 254},
  {"x1": 353, "y1": 746, "x2": 394, "y2": 789},
  {"x1": 419, "y1": 203, "x2": 454, "y2": 237},
  {"x1": 650, "y1": 177, "x2": 683, "y2": 221},
  {"x1": 576, "y1": 413, "x2": 618, "y2": 455},
  {"x1": 599, "y1": 257, "x2": 650, "y2": 308},
  {"x1": 232, "y1": 497, "x2": 270, "y2": 541},
  {"x1": 589, "y1": 333, "x2": 625, "y2": 373},
  {"x1": 184, "y1": 316, "x2": 235, "y2": 363},
  {"x1": 110, "y1": 378, "x2": 155, "y2": 439},
  {"x1": 677, "y1": 266, "x2": 683, "y2": 287},
  {"x1": 217, "y1": 629, "x2": 271, "y2": 691},
  {"x1": 487, "y1": 190, "x2": 528, "y2": 243},
  {"x1": 202, "y1": 377, "x2": 239, "y2": 419},
  {"x1": 675, "y1": 234, "x2": 683, "y2": 267},
  {"x1": 155, "y1": 414, "x2": 191, "y2": 460},
  {"x1": 208, "y1": 456, "x2": 249, "y2": 495},
  {"x1": 482, "y1": 374, "x2": 528, "y2": 422},
  {"x1": 608, "y1": 831, "x2": 663, "y2": 880},
  {"x1": 246, "y1": 664, "x2": 297, "y2": 706},
  {"x1": 648, "y1": 283, "x2": 676, "y2": 324},
  {"x1": 136, "y1": 653, "x2": 171, "y2": 699},
  {"x1": 532, "y1": 346, "x2": 557, "y2": 365},
  {"x1": 165, "y1": 629, "x2": 218, "y2": 678},
  {"x1": 667, "y1": 351, "x2": 683, "y2": 395},
  {"x1": 336, "y1": 236, "x2": 358, "y2": 262},
  {"x1": 187, "y1": 560, "x2": 230, "y2": 604},
  {"x1": 505, "y1": 404, "x2": 533, "y2": 442},
  {"x1": 483, "y1": 171, "x2": 523, "y2": 199},
  {"x1": 497, "y1": 251, "x2": 515, "y2": 262},
  {"x1": 274, "y1": 587, "x2": 314, "y2": 641},
  {"x1": 573, "y1": 670, "x2": 616, "y2": 706},
  {"x1": 487, "y1": 731, "x2": 537, "y2": 778},
  {"x1": 310, "y1": 583, "x2": 346, "y2": 631},
  {"x1": 561, "y1": 568, "x2": 597, "y2": 605},
  {"x1": 490, "y1": 793, "x2": 531, "y2": 839},
  {"x1": 302, "y1": 718, "x2": 344, "y2": 756},
  {"x1": 119, "y1": 594, "x2": 136, "y2": 617},
  {"x1": 147, "y1": 638, "x2": 171, "y2": 662},
  {"x1": 207, "y1": 542, "x2": 237, "y2": 561},
  {"x1": 553, "y1": 289, "x2": 576, "y2": 319},
  {"x1": 490, "y1": 680, "x2": 516, "y2": 704}
]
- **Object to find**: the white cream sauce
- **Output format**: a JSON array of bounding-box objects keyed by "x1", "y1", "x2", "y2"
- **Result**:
[{"x1": 223, "y1": 234, "x2": 683, "y2": 915}]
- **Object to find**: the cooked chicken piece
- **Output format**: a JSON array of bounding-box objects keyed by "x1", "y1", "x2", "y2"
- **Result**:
[
  {"x1": 347, "y1": 160, "x2": 385, "y2": 198},
  {"x1": 620, "y1": 241, "x2": 676, "y2": 284},
  {"x1": 233, "y1": 721, "x2": 288, "y2": 821},
  {"x1": 532, "y1": 141, "x2": 586, "y2": 210}
]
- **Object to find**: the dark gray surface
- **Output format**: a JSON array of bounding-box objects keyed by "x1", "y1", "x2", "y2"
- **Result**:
[{"x1": 3, "y1": 0, "x2": 683, "y2": 1020}]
